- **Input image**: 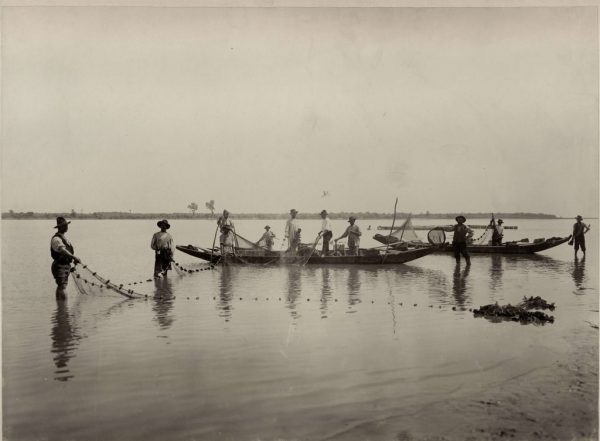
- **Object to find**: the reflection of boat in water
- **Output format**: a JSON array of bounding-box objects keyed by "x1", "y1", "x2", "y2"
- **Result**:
[
  {"x1": 373, "y1": 215, "x2": 571, "y2": 255},
  {"x1": 176, "y1": 243, "x2": 436, "y2": 265}
]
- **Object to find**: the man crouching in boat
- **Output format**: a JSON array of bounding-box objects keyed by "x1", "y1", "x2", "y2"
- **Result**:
[
  {"x1": 50, "y1": 217, "x2": 81, "y2": 299},
  {"x1": 151, "y1": 219, "x2": 175, "y2": 278}
]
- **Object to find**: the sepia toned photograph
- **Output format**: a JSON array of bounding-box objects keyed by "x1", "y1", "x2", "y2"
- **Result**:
[{"x1": 1, "y1": 1, "x2": 598, "y2": 440}]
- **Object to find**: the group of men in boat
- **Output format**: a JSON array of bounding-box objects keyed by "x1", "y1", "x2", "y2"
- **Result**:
[
  {"x1": 216, "y1": 208, "x2": 363, "y2": 257},
  {"x1": 50, "y1": 212, "x2": 590, "y2": 298}
]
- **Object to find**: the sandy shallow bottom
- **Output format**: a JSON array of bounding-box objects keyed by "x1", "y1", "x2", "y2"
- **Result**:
[{"x1": 323, "y1": 333, "x2": 598, "y2": 441}]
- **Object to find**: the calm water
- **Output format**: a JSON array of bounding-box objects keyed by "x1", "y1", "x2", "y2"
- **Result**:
[{"x1": 2, "y1": 218, "x2": 598, "y2": 440}]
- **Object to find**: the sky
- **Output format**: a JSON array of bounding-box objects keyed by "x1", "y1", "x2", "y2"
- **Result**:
[{"x1": 1, "y1": 5, "x2": 598, "y2": 217}]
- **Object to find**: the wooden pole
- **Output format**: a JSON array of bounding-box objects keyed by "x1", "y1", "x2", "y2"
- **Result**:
[{"x1": 383, "y1": 198, "x2": 398, "y2": 261}]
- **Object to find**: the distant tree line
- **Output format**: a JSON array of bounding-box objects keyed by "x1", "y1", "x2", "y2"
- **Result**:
[{"x1": 2, "y1": 210, "x2": 560, "y2": 220}]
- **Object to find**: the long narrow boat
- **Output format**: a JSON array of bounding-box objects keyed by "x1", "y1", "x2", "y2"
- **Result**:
[
  {"x1": 374, "y1": 215, "x2": 571, "y2": 255},
  {"x1": 435, "y1": 235, "x2": 571, "y2": 255},
  {"x1": 175, "y1": 244, "x2": 436, "y2": 265}
]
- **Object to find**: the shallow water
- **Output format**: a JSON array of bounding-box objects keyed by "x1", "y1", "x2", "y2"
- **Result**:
[{"x1": 2, "y1": 218, "x2": 598, "y2": 440}]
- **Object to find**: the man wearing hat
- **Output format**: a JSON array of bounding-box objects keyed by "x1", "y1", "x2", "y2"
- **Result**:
[
  {"x1": 319, "y1": 209, "x2": 333, "y2": 256},
  {"x1": 491, "y1": 218, "x2": 504, "y2": 246},
  {"x1": 452, "y1": 215, "x2": 473, "y2": 265},
  {"x1": 335, "y1": 216, "x2": 362, "y2": 256},
  {"x1": 257, "y1": 225, "x2": 276, "y2": 251},
  {"x1": 151, "y1": 219, "x2": 175, "y2": 278},
  {"x1": 50, "y1": 217, "x2": 81, "y2": 298},
  {"x1": 571, "y1": 215, "x2": 590, "y2": 258},
  {"x1": 285, "y1": 209, "x2": 300, "y2": 255},
  {"x1": 217, "y1": 210, "x2": 235, "y2": 256}
]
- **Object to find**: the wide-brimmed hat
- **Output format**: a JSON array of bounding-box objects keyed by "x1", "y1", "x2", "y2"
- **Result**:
[
  {"x1": 455, "y1": 215, "x2": 466, "y2": 223},
  {"x1": 290, "y1": 209, "x2": 298, "y2": 215},
  {"x1": 348, "y1": 216, "x2": 356, "y2": 222},
  {"x1": 157, "y1": 219, "x2": 171, "y2": 229},
  {"x1": 497, "y1": 219, "x2": 504, "y2": 224},
  {"x1": 54, "y1": 216, "x2": 71, "y2": 229},
  {"x1": 320, "y1": 210, "x2": 328, "y2": 216},
  {"x1": 576, "y1": 215, "x2": 583, "y2": 221},
  {"x1": 264, "y1": 225, "x2": 271, "y2": 230}
]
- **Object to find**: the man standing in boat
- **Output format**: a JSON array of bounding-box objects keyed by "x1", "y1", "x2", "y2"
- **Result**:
[
  {"x1": 217, "y1": 210, "x2": 235, "y2": 257},
  {"x1": 335, "y1": 216, "x2": 362, "y2": 256},
  {"x1": 285, "y1": 209, "x2": 300, "y2": 255},
  {"x1": 50, "y1": 217, "x2": 81, "y2": 299},
  {"x1": 491, "y1": 218, "x2": 504, "y2": 246},
  {"x1": 571, "y1": 215, "x2": 590, "y2": 258},
  {"x1": 151, "y1": 219, "x2": 175, "y2": 278},
  {"x1": 452, "y1": 215, "x2": 473, "y2": 265},
  {"x1": 319, "y1": 209, "x2": 333, "y2": 256}
]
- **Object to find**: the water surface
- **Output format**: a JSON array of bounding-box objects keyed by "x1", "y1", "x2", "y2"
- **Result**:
[{"x1": 3, "y1": 218, "x2": 598, "y2": 440}]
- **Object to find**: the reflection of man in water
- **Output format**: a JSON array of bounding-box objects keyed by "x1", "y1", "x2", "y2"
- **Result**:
[
  {"x1": 320, "y1": 268, "x2": 332, "y2": 318},
  {"x1": 452, "y1": 264, "x2": 471, "y2": 307},
  {"x1": 51, "y1": 299, "x2": 80, "y2": 381},
  {"x1": 572, "y1": 256, "x2": 586, "y2": 290},
  {"x1": 217, "y1": 265, "x2": 234, "y2": 321},
  {"x1": 286, "y1": 266, "x2": 302, "y2": 320},
  {"x1": 347, "y1": 267, "x2": 361, "y2": 305},
  {"x1": 489, "y1": 254, "x2": 503, "y2": 291},
  {"x1": 153, "y1": 277, "x2": 175, "y2": 330}
]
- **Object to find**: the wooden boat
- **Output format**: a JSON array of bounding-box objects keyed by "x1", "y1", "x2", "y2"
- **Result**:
[
  {"x1": 175, "y1": 244, "x2": 436, "y2": 265},
  {"x1": 434, "y1": 235, "x2": 572, "y2": 255},
  {"x1": 375, "y1": 215, "x2": 570, "y2": 255}
]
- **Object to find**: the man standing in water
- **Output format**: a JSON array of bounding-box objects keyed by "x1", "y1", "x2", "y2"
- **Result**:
[
  {"x1": 335, "y1": 216, "x2": 362, "y2": 256},
  {"x1": 50, "y1": 217, "x2": 81, "y2": 299},
  {"x1": 151, "y1": 219, "x2": 175, "y2": 278},
  {"x1": 452, "y1": 215, "x2": 473, "y2": 265},
  {"x1": 319, "y1": 209, "x2": 333, "y2": 256},
  {"x1": 571, "y1": 215, "x2": 590, "y2": 258},
  {"x1": 285, "y1": 209, "x2": 300, "y2": 255}
]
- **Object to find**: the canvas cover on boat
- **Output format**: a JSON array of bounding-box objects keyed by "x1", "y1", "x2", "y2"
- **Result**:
[{"x1": 373, "y1": 215, "x2": 421, "y2": 244}]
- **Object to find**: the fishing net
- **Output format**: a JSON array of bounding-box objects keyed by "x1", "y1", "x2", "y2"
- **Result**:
[
  {"x1": 472, "y1": 226, "x2": 493, "y2": 245},
  {"x1": 427, "y1": 228, "x2": 446, "y2": 245},
  {"x1": 71, "y1": 265, "x2": 146, "y2": 298}
]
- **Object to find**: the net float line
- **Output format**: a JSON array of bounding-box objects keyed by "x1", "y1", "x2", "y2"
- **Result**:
[{"x1": 172, "y1": 261, "x2": 216, "y2": 275}]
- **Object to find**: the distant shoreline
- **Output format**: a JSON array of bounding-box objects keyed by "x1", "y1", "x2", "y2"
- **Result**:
[{"x1": 2, "y1": 211, "x2": 578, "y2": 221}]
